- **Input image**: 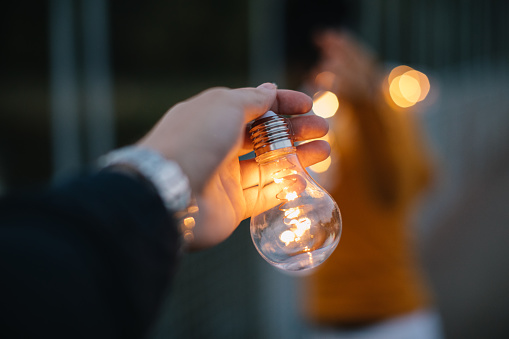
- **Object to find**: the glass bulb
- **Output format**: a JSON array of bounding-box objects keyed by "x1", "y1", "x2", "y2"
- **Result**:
[{"x1": 249, "y1": 111, "x2": 342, "y2": 273}]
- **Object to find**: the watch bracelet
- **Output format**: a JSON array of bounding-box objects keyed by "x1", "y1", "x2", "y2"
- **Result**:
[{"x1": 98, "y1": 146, "x2": 197, "y2": 248}]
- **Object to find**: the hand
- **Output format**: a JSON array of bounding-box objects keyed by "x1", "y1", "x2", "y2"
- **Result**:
[
  {"x1": 313, "y1": 30, "x2": 381, "y2": 106},
  {"x1": 138, "y1": 84, "x2": 330, "y2": 250}
]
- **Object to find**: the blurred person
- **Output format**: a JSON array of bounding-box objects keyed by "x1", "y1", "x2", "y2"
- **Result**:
[
  {"x1": 0, "y1": 84, "x2": 331, "y2": 338},
  {"x1": 286, "y1": 1, "x2": 443, "y2": 338}
]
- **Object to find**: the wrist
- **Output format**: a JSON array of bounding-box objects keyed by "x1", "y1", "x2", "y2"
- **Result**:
[
  {"x1": 98, "y1": 146, "x2": 191, "y2": 211},
  {"x1": 98, "y1": 146, "x2": 198, "y2": 250}
]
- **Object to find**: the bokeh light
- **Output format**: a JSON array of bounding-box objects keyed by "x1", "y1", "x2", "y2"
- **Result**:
[
  {"x1": 406, "y1": 69, "x2": 430, "y2": 101},
  {"x1": 390, "y1": 75, "x2": 417, "y2": 108},
  {"x1": 399, "y1": 73, "x2": 421, "y2": 102},
  {"x1": 313, "y1": 91, "x2": 339, "y2": 118},
  {"x1": 387, "y1": 65, "x2": 431, "y2": 108},
  {"x1": 388, "y1": 65, "x2": 413, "y2": 83},
  {"x1": 305, "y1": 133, "x2": 334, "y2": 174},
  {"x1": 308, "y1": 156, "x2": 331, "y2": 174}
]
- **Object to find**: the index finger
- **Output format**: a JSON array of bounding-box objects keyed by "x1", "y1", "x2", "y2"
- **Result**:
[
  {"x1": 223, "y1": 83, "x2": 278, "y2": 124},
  {"x1": 270, "y1": 89, "x2": 313, "y2": 116},
  {"x1": 230, "y1": 86, "x2": 313, "y2": 123}
]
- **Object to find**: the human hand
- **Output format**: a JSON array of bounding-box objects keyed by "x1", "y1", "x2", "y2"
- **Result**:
[
  {"x1": 138, "y1": 84, "x2": 330, "y2": 250},
  {"x1": 313, "y1": 30, "x2": 381, "y2": 106}
]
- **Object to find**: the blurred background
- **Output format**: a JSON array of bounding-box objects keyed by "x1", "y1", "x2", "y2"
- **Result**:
[{"x1": 1, "y1": 0, "x2": 508, "y2": 338}]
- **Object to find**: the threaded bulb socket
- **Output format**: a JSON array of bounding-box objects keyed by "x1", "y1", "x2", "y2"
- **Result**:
[{"x1": 249, "y1": 113, "x2": 294, "y2": 157}]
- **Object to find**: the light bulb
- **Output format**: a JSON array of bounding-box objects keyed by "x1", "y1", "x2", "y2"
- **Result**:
[{"x1": 249, "y1": 111, "x2": 342, "y2": 272}]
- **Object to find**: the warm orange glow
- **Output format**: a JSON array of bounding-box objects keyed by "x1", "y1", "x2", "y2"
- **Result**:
[
  {"x1": 405, "y1": 70, "x2": 430, "y2": 101},
  {"x1": 302, "y1": 132, "x2": 335, "y2": 174},
  {"x1": 324, "y1": 131, "x2": 335, "y2": 146},
  {"x1": 390, "y1": 75, "x2": 415, "y2": 108},
  {"x1": 299, "y1": 131, "x2": 335, "y2": 147},
  {"x1": 399, "y1": 74, "x2": 421, "y2": 102},
  {"x1": 183, "y1": 217, "x2": 196, "y2": 228},
  {"x1": 313, "y1": 91, "x2": 339, "y2": 118},
  {"x1": 316, "y1": 132, "x2": 332, "y2": 144},
  {"x1": 183, "y1": 230, "x2": 194, "y2": 242},
  {"x1": 274, "y1": 177, "x2": 284, "y2": 184},
  {"x1": 387, "y1": 65, "x2": 431, "y2": 108},
  {"x1": 188, "y1": 205, "x2": 199, "y2": 214},
  {"x1": 315, "y1": 71, "x2": 336, "y2": 90},
  {"x1": 309, "y1": 156, "x2": 332, "y2": 173},
  {"x1": 388, "y1": 65, "x2": 413, "y2": 84}
]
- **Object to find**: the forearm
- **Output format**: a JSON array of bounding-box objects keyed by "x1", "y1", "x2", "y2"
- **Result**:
[{"x1": 0, "y1": 171, "x2": 179, "y2": 338}]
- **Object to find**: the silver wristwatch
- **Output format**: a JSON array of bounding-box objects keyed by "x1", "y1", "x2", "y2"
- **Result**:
[{"x1": 98, "y1": 146, "x2": 192, "y2": 213}]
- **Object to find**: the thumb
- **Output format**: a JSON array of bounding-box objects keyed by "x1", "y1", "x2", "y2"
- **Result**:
[
  {"x1": 235, "y1": 83, "x2": 277, "y2": 123},
  {"x1": 257, "y1": 82, "x2": 277, "y2": 90}
]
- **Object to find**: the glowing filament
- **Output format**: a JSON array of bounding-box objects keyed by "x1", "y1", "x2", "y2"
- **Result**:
[
  {"x1": 284, "y1": 207, "x2": 301, "y2": 219},
  {"x1": 281, "y1": 217, "x2": 312, "y2": 245},
  {"x1": 294, "y1": 218, "x2": 311, "y2": 237},
  {"x1": 286, "y1": 191, "x2": 298, "y2": 201},
  {"x1": 280, "y1": 230, "x2": 296, "y2": 245}
]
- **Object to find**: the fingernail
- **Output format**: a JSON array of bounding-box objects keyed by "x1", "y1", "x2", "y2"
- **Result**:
[{"x1": 257, "y1": 82, "x2": 277, "y2": 90}]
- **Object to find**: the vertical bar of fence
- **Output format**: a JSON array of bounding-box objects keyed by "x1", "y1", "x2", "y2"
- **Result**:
[
  {"x1": 82, "y1": 0, "x2": 115, "y2": 161},
  {"x1": 360, "y1": 0, "x2": 382, "y2": 56},
  {"x1": 414, "y1": 0, "x2": 428, "y2": 68},
  {"x1": 504, "y1": 0, "x2": 509, "y2": 75},
  {"x1": 460, "y1": 0, "x2": 471, "y2": 76},
  {"x1": 385, "y1": 0, "x2": 401, "y2": 63},
  {"x1": 49, "y1": 0, "x2": 81, "y2": 177},
  {"x1": 432, "y1": 0, "x2": 444, "y2": 69},
  {"x1": 248, "y1": 0, "x2": 286, "y2": 87},
  {"x1": 248, "y1": 3, "x2": 298, "y2": 338}
]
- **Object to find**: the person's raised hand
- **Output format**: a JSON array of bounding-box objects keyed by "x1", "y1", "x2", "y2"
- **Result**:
[
  {"x1": 314, "y1": 30, "x2": 381, "y2": 106},
  {"x1": 138, "y1": 84, "x2": 330, "y2": 250}
]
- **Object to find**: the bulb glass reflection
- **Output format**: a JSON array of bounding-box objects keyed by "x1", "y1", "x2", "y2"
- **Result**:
[{"x1": 249, "y1": 112, "x2": 341, "y2": 272}]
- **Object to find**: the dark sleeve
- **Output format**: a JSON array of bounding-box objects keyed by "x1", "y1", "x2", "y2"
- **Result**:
[{"x1": 0, "y1": 171, "x2": 180, "y2": 339}]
